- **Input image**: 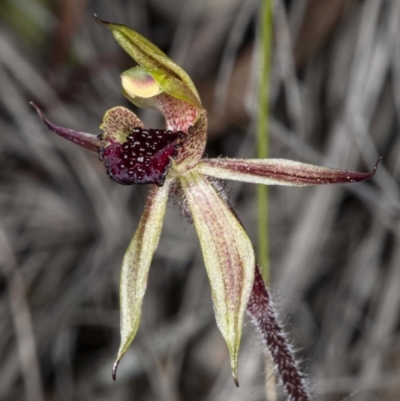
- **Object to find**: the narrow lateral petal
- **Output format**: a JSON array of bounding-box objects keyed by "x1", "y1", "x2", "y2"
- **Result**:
[
  {"x1": 196, "y1": 158, "x2": 380, "y2": 186},
  {"x1": 180, "y1": 172, "x2": 255, "y2": 384},
  {"x1": 30, "y1": 102, "x2": 105, "y2": 152},
  {"x1": 113, "y1": 180, "x2": 171, "y2": 379}
]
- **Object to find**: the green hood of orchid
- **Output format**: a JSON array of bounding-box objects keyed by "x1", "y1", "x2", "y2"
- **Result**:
[{"x1": 94, "y1": 14, "x2": 202, "y2": 111}]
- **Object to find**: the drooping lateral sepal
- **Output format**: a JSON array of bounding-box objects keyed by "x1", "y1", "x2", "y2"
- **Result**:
[
  {"x1": 99, "y1": 106, "x2": 186, "y2": 185},
  {"x1": 30, "y1": 102, "x2": 105, "y2": 152},
  {"x1": 180, "y1": 172, "x2": 255, "y2": 385},
  {"x1": 247, "y1": 266, "x2": 312, "y2": 401},
  {"x1": 113, "y1": 181, "x2": 172, "y2": 380},
  {"x1": 196, "y1": 158, "x2": 380, "y2": 186}
]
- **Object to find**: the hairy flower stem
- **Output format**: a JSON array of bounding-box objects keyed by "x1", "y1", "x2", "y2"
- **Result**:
[{"x1": 247, "y1": 266, "x2": 312, "y2": 401}]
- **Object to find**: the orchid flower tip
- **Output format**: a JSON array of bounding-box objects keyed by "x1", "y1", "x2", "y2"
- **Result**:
[
  {"x1": 93, "y1": 13, "x2": 108, "y2": 27},
  {"x1": 370, "y1": 157, "x2": 382, "y2": 178},
  {"x1": 30, "y1": 102, "x2": 52, "y2": 130},
  {"x1": 30, "y1": 101, "x2": 41, "y2": 115},
  {"x1": 30, "y1": 102, "x2": 46, "y2": 123},
  {"x1": 112, "y1": 360, "x2": 120, "y2": 381}
]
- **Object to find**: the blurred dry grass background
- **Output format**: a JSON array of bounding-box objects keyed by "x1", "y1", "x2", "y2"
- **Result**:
[{"x1": 0, "y1": 0, "x2": 400, "y2": 400}]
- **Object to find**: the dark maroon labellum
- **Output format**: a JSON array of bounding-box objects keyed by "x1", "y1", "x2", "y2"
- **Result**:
[{"x1": 99, "y1": 127, "x2": 186, "y2": 186}]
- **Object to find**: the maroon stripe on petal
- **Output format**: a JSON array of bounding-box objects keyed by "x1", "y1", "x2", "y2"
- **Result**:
[{"x1": 202, "y1": 158, "x2": 380, "y2": 186}]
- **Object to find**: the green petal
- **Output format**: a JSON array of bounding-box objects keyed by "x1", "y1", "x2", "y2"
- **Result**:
[
  {"x1": 94, "y1": 15, "x2": 200, "y2": 105},
  {"x1": 113, "y1": 181, "x2": 171, "y2": 379},
  {"x1": 180, "y1": 172, "x2": 255, "y2": 385}
]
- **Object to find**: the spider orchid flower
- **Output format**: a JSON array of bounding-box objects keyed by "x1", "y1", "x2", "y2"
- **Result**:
[{"x1": 31, "y1": 16, "x2": 379, "y2": 393}]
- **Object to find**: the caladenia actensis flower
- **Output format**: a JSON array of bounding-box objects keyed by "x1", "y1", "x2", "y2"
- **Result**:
[{"x1": 31, "y1": 15, "x2": 380, "y2": 401}]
